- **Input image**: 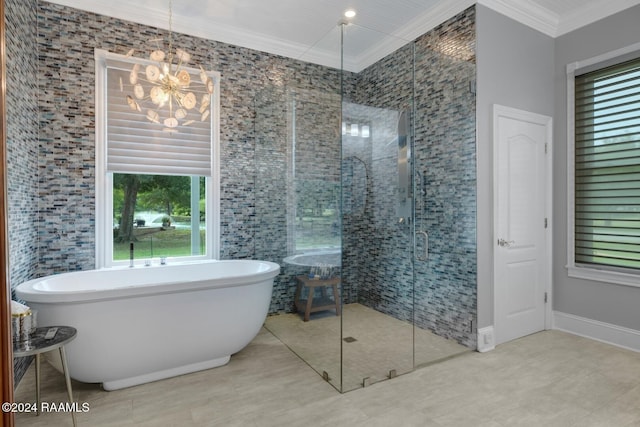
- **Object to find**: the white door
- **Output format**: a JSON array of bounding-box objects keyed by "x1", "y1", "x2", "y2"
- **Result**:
[{"x1": 493, "y1": 105, "x2": 552, "y2": 345}]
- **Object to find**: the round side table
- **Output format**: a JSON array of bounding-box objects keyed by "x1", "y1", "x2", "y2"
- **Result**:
[{"x1": 13, "y1": 326, "x2": 77, "y2": 427}]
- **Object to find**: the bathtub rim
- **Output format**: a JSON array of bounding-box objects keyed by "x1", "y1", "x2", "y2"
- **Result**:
[
  {"x1": 16, "y1": 259, "x2": 280, "y2": 304},
  {"x1": 282, "y1": 249, "x2": 341, "y2": 268}
]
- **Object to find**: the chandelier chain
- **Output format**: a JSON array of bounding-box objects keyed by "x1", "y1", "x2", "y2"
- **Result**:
[{"x1": 168, "y1": 0, "x2": 173, "y2": 68}]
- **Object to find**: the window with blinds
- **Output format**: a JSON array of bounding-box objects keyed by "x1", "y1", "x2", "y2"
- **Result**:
[
  {"x1": 106, "y1": 58, "x2": 213, "y2": 177},
  {"x1": 94, "y1": 49, "x2": 220, "y2": 267},
  {"x1": 574, "y1": 57, "x2": 640, "y2": 272}
]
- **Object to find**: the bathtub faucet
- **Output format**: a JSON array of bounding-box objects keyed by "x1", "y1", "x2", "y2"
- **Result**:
[{"x1": 129, "y1": 242, "x2": 134, "y2": 268}]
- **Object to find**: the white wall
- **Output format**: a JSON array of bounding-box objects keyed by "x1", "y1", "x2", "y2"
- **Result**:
[
  {"x1": 553, "y1": 4, "x2": 640, "y2": 331},
  {"x1": 476, "y1": 5, "x2": 555, "y2": 328}
]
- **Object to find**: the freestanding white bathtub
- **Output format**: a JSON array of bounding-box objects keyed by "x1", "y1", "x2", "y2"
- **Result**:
[{"x1": 15, "y1": 259, "x2": 280, "y2": 390}]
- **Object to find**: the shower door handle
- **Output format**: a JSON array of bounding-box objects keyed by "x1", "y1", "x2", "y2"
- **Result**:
[
  {"x1": 416, "y1": 231, "x2": 428, "y2": 261},
  {"x1": 397, "y1": 110, "x2": 412, "y2": 224}
]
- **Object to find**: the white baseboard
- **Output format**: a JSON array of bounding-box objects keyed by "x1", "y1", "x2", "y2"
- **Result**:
[
  {"x1": 477, "y1": 326, "x2": 495, "y2": 352},
  {"x1": 553, "y1": 311, "x2": 640, "y2": 353}
]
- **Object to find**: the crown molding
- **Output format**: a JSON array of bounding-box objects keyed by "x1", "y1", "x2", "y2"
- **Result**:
[
  {"x1": 395, "y1": 0, "x2": 477, "y2": 41},
  {"x1": 479, "y1": 0, "x2": 640, "y2": 38},
  {"x1": 47, "y1": 0, "x2": 345, "y2": 69},
  {"x1": 46, "y1": 0, "x2": 472, "y2": 73},
  {"x1": 556, "y1": 0, "x2": 640, "y2": 36},
  {"x1": 478, "y1": 0, "x2": 559, "y2": 36},
  {"x1": 46, "y1": 0, "x2": 169, "y2": 32},
  {"x1": 354, "y1": 0, "x2": 475, "y2": 72},
  {"x1": 353, "y1": 34, "x2": 412, "y2": 74},
  {"x1": 42, "y1": 0, "x2": 640, "y2": 73}
]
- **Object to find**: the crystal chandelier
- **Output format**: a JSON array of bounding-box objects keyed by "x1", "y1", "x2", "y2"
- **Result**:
[{"x1": 123, "y1": 0, "x2": 213, "y2": 131}]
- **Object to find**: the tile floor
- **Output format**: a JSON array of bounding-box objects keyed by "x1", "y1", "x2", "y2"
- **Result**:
[
  {"x1": 264, "y1": 303, "x2": 469, "y2": 391},
  {"x1": 13, "y1": 328, "x2": 640, "y2": 426}
]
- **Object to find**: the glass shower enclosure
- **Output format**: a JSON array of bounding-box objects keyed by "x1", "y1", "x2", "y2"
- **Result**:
[{"x1": 258, "y1": 15, "x2": 476, "y2": 393}]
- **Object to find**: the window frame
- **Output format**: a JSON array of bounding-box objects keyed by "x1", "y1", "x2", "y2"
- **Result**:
[
  {"x1": 94, "y1": 49, "x2": 220, "y2": 268},
  {"x1": 566, "y1": 42, "x2": 640, "y2": 288}
]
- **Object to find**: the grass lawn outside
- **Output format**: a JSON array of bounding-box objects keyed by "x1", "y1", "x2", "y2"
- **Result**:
[{"x1": 113, "y1": 228, "x2": 206, "y2": 260}]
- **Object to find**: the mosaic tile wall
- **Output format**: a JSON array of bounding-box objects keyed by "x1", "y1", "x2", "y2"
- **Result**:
[
  {"x1": 342, "y1": 42, "x2": 416, "y2": 324},
  {"x1": 5, "y1": 0, "x2": 39, "y2": 385},
  {"x1": 341, "y1": 99, "x2": 415, "y2": 312},
  {"x1": 254, "y1": 87, "x2": 293, "y2": 312},
  {"x1": 7, "y1": 0, "x2": 477, "y2": 388},
  {"x1": 413, "y1": 8, "x2": 477, "y2": 348},
  {"x1": 352, "y1": 7, "x2": 478, "y2": 348},
  {"x1": 254, "y1": 86, "x2": 345, "y2": 313},
  {"x1": 33, "y1": 1, "x2": 348, "y2": 284}
]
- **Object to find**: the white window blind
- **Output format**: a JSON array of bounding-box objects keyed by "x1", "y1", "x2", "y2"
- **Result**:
[
  {"x1": 106, "y1": 58, "x2": 214, "y2": 177},
  {"x1": 574, "y1": 57, "x2": 640, "y2": 272}
]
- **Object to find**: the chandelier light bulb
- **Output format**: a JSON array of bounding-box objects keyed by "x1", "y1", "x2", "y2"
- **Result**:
[{"x1": 122, "y1": 0, "x2": 213, "y2": 132}]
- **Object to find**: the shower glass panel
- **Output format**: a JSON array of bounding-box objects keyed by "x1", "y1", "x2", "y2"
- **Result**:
[
  {"x1": 258, "y1": 84, "x2": 344, "y2": 391},
  {"x1": 340, "y1": 23, "x2": 416, "y2": 392},
  {"x1": 260, "y1": 8, "x2": 476, "y2": 393}
]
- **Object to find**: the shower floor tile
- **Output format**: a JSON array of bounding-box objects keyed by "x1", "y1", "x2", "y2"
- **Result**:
[{"x1": 264, "y1": 303, "x2": 469, "y2": 392}]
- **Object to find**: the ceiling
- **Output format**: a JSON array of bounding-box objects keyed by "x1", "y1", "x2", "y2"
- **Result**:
[{"x1": 48, "y1": 0, "x2": 640, "y2": 72}]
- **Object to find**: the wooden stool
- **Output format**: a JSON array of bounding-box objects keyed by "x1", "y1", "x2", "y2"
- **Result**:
[{"x1": 294, "y1": 275, "x2": 341, "y2": 321}]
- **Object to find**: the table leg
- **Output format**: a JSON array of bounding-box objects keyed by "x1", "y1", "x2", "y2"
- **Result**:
[
  {"x1": 59, "y1": 346, "x2": 77, "y2": 427},
  {"x1": 35, "y1": 353, "x2": 40, "y2": 416},
  {"x1": 304, "y1": 285, "x2": 313, "y2": 322},
  {"x1": 294, "y1": 282, "x2": 302, "y2": 308}
]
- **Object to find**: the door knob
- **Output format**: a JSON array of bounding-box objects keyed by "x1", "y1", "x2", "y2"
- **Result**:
[{"x1": 497, "y1": 238, "x2": 515, "y2": 247}]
